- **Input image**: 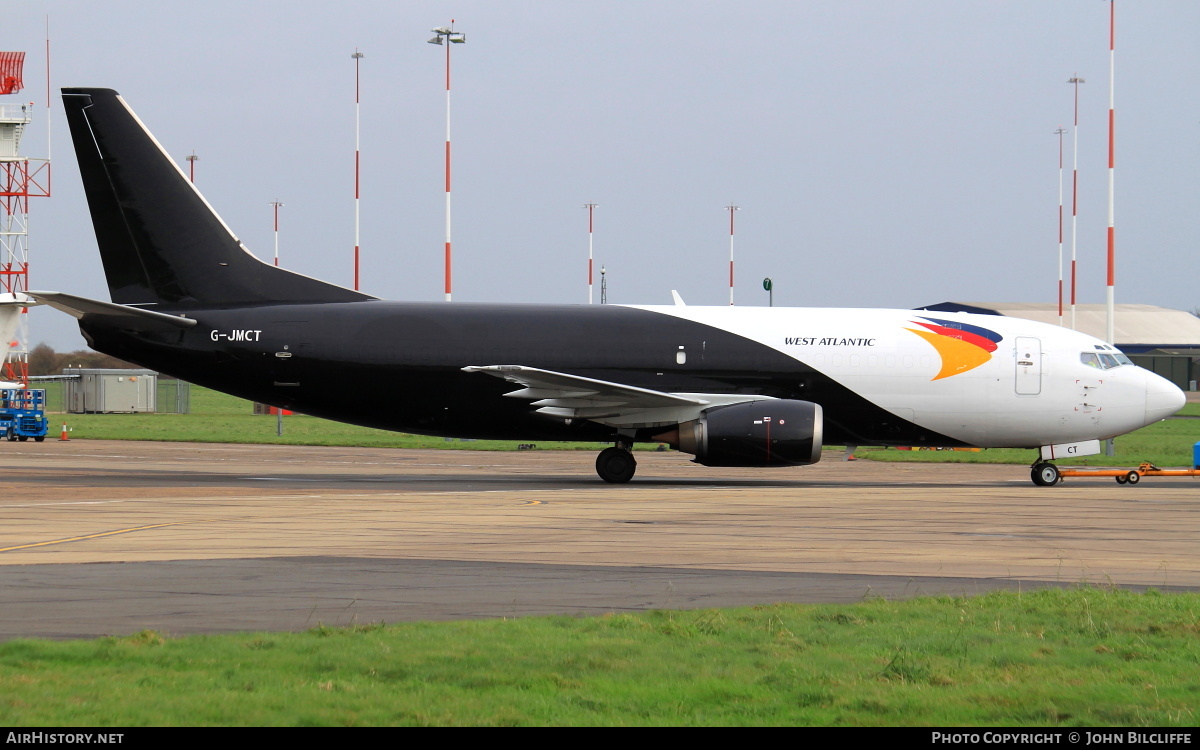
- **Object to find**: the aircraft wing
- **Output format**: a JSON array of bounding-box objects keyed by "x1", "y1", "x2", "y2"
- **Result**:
[{"x1": 462, "y1": 364, "x2": 772, "y2": 428}]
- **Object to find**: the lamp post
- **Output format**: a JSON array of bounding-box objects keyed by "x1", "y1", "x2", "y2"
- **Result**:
[{"x1": 429, "y1": 22, "x2": 466, "y2": 302}]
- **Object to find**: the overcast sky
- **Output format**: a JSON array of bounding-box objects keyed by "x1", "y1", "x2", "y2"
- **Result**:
[{"x1": 4, "y1": 1, "x2": 1198, "y2": 350}]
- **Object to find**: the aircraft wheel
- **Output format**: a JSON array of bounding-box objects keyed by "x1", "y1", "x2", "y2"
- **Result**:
[
  {"x1": 1125, "y1": 471, "x2": 1140, "y2": 485},
  {"x1": 1031, "y1": 463, "x2": 1060, "y2": 487},
  {"x1": 1115, "y1": 474, "x2": 1128, "y2": 484},
  {"x1": 596, "y1": 446, "x2": 636, "y2": 484}
]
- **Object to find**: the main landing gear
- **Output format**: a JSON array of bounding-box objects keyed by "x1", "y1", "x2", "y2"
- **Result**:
[
  {"x1": 596, "y1": 438, "x2": 637, "y2": 484},
  {"x1": 1031, "y1": 461, "x2": 1060, "y2": 487}
]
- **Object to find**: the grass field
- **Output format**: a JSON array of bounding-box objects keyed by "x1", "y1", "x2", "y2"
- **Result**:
[
  {"x1": 861, "y1": 403, "x2": 1200, "y2": 468},
  {"x1": 1, "y1": 587, "x2": 1196, "y2": 727},
  {"x1": 45, "y1": 383, "x2": 622, "y2": 451},
  {"x1": 43, "y1": 382, "x2": 1200, "y2": 465}
]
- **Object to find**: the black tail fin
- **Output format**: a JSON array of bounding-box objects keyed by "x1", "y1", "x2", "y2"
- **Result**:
[{"x1": 62, "y1": 88, "x2": 374, "y2": 307}]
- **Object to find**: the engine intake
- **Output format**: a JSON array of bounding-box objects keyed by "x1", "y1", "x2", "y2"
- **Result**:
[{"x1": 668, "y1": 399, "x2": 823, "y2": 467}]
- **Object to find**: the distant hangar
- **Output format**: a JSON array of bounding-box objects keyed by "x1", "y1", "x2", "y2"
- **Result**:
[{"x1": 921, "y1": 303, "x2": 1200, "y2": 391}]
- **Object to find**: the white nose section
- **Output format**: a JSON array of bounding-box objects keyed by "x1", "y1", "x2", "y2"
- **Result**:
[{"x1": 1144, "y1": 370, "x2": 1186, "y2": 424}]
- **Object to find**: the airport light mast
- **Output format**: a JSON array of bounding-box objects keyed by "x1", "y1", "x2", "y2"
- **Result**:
[
  {"x1": 270, "y1": 201, "x2": 284, "y2": 267},
  {"x1": 725, "y1": 204, "x2": 739, "y2": 305},
  {"x1": 428, "y1": 22, "x2": 465, "y2": 302},
  {"x1": 1104, "y1": 1, "x2": 1116, "y2": 346},
  {"x1": 0, "y1": 50, "x2": 50, "y2": 385},
  {"x1": 583, "y1": 203, "x2": 598, "y2": 303},
  {"x1": 1067, "y1": 74, "x2": 1085, "y2": 330},
  {"x1": 1055, "y1": 127, "x2": 1066, "y2": 326},
  {"x1": 352, "y1": 49, "x2": 363, "y2": 291},
  {"x1": 186, "y1": 151, "x2": 198, "y2": 183}
]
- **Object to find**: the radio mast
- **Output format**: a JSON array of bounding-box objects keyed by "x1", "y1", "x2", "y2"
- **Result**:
[{"x1": 0, "y1": 49, "x2": 51, "y2": 384}]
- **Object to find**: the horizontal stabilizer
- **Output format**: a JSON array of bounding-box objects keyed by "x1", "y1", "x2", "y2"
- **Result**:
[{"x1": 26, "y1": 291, "x2": 197, "y2": 328}]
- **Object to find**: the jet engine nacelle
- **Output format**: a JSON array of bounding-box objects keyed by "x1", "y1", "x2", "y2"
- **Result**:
[{"x1": 675, "y1": 399, "x2": 823, "y2": 467}]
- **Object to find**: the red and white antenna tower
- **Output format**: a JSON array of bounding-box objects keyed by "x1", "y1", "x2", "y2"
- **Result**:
[
  {"x1": 1055, "y1": 127, "x2": 1067, "y2": 326},
  {"x1": 1067, "y1": 74, "x2": 1085, "y2": 330},
  {"x1": 583, "y1": 203, "x2": 597, "y2": 304},
  {"x1": 0, "y1": 48, "x2": 51, "y2": 385},
  {"x1": 186, "y1": 151, "x2": 198, "y2": 183},
  {"x1": 429, "y1": 22, "x2": 465, "y2": 302},
  {"x1": 725, "y1": 204, "x2": 739, "y2": 305},
  {"x1": 351, "y1": 49, "x2": 363, "y2": 291},
  {"x1": 1104, "y1": 1, "x2": 1116, "y2": 345}
]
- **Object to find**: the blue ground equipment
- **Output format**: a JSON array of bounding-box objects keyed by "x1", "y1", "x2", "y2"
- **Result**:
[{"x1": 0, "y1": 388, "x2": 49, "y2": 442}]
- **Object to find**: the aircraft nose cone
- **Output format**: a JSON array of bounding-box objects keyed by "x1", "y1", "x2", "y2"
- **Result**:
[{"x1": 1144, "y1": 371, "x2": 1186, "y2": 424}]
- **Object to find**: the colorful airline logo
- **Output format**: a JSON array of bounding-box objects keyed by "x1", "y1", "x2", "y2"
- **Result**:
[{"x1": 905, "y1": 317, "x2": 1002, "y2": 380}]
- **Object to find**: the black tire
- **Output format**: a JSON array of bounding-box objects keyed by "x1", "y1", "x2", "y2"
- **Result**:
[
  {"x1": 1125, "y1": 471, "x2": 1140, "y2": 485},
  {"x1": 1031, "y1": 463, "x2": 1060, "y2": 487},
  {"x1": 33, "y1": 436, "x2": 44, "y2": 443},
  {"x1": 17, "y1": 436, "x2": 27, "y2": 442},
  {"x1": 596, "y1": 447, "x2": 637, "y2": 484},
  {"x1": 1115, "y1": 474, "x2": 1128, "y2": 484}
]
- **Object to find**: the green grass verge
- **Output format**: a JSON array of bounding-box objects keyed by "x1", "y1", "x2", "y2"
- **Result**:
[
  {"x1": 49, "y1": 384, "x2": 627, "y2": 452},
  {"x1": 1, "y1": 587, "x2": 1196, "y2": 726},
  {"x1": 859, "y1": 408, "x2": 1200, "y2": 467},
  {"x1": 43, "y1": 383, "x2": 1200, "y2": 462}
]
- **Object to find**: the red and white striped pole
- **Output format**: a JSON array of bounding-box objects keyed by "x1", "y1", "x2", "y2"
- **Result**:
[
  {"x1": 1067, "y1": 74, "x2": 1085, "y2": 330},
  {"x1": 429, "y1": 23, "x2": 465, "y2": 302},
  {"x1": 1055, "y1": 127, "x2": 1066, "y2": 326},
  {"x1": 44, "y1": 17, "x2": 51, "y2": 169},
  {"x1": 352, "y1": 50, "x2": 363, "y2": 291},
  {"x1": 726, "y1": 204, "x2": 739, "y2": 305},
  {"x1": 270, "y1": 201, "x2": 284, "y2": 267},
  {"x1": 583, "y1": 203, "x2": 598, "y2": 304},
  {"x1": 1104, "y1": 1, "x2": 1116, "y2": 345}
]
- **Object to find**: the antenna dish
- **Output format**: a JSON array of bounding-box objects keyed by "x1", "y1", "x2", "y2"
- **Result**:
[{"x1": 0, "y1": 52, "x2": 24, "y2": 95}]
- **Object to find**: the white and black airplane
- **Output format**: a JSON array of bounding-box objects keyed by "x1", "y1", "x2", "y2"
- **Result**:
[{"x1": 27, "y1": 88, "x2": 1186, "y2": 485}]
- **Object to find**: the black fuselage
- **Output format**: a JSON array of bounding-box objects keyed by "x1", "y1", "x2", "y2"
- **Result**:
[{"x1": 80, "y1": 300, "x2": 960, "y2": 447}]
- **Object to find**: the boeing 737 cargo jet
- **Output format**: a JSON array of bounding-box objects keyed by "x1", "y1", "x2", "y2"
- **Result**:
[{"x1": 26, "y1": 88, "x2": 1186, "y2": 485}]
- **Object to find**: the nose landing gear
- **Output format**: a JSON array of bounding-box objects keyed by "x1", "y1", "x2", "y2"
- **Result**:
[{"x1": 1031, "y1": 461, "x2": 1061, "y2": 486}]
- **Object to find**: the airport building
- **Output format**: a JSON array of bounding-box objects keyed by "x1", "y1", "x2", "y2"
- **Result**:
[{"x1": 921, "y1": 303, "x2": 1200, "y2": 391}]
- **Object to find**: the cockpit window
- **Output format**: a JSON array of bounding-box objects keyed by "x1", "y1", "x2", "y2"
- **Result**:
[{"x1": 1081, "y1": 351, "x2": 1132, "y2": 369}]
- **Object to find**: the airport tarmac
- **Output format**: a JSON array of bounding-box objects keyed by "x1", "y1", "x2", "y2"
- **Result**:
[{"x1": 0, "y1": 440, "x2": 1196, "y2": 640}]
